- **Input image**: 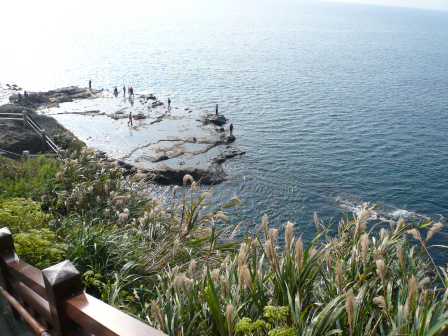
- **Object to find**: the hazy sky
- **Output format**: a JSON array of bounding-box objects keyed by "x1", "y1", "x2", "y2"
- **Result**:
[{"x1": 326, "y1": 0, "x2": 448, "y2": 11}]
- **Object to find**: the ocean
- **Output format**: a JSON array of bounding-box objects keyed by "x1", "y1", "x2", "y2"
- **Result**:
[{"x1": 1, "y1": 0, "x2": 448, "y2": 245}]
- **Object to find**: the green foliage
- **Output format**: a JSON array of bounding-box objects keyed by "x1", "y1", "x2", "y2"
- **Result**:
[
  {"x1": 14, "y1": 229, "x2": 65, "y2": 269},
  {"x1": 0, "y1": 156, "x2": 59, "y2": 199},
  {"x1": 53, "y1": 132, "x2": 84, "y2": 152},
  {"x1": 236, "y1": 306, "x2": 295, "y2": 336},
  {"x1": 0, "y1": 197, "x2": 50, "y2": 233}
]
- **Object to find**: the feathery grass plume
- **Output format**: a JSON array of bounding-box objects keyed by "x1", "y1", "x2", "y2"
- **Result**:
[
  {"x1": 373, "y1": 296, "x2": 387, "y2": 311},
  {"x1": 188, "y1": 259, "x2": 196, "y2": 278},
  {"x1": 239, "y1": 264, "x2": 252, "y2": 291},
  {"x1": 314, "y1": 212, "x2": 320, "y2": 232},
  {"x1": 362, "y1": 234, "x2": 369, "y2": 265},
  {"x1": 295, "y1": 237, "x2": 303, "y2": 275},
  {"x1": 183, "y1": 174, "x2": 194, "y2": 186},
  {"x1": 260, "y1": 214, "x2": 269, "y2": 238},
  {"x1": 211, "y1": 268, "x2": 220, "y2": 282},
  {"x1": 380, "y1": 228, "x2": 388, "y2": 240},
  {"x1": 407, "y1": 229, "x2": 422, "y2": 242},
  {"x1": 285, "y1": 221, "x2": 294, "y2": 250},
  {"x1": 309, "y1": 247, "x2": 317, "y2": 259},
  {"x1": 336, "y1": 260, "x2": 343, "y2": 293},
  {"x1": 151, "y1": 300, "x2": 165, "y2": 330},
  {"x1": 221, "y1": 277, "x2": 228, "y2": 298},
  {"x1": 201, "y1": 191, "x2": 212, "y2": 199},
  {"x1": 356, "y1": 203, "x2": 370, "y2": 236},
  {"x1": 390, "y1": 219, "x2": 395, "y2": 232},
  {"x1": 376, "y1": 259, "x2": 386, "y2": 289},
  {"x1": 325, "y1": 250, "x2": 332, "y2": 274},
  {"x1": 238, "y1": 243, "x2": 247, "y2": 268},
  {"x1": 111, "y1": 161, "x2": 118, "y2": 168},
  {"x1": 171, "y1": 266, "x2": 180, "y2": 278},
  {"x1": 191, "y1": 181, "x2": 197, "y2": 189},
  {"x1": 409, "y1": 275, "x2": 417, "y2": 311},
  {"x1": 274, "y1": 228, "x2": 279, "y2": 246},
  {"x1": 215, "y1": 213, "x2": 229, "y2": 222},
  {"x1": 226, "y1": 305, "x2": 234, "y2": 336},
  {"x1": 230, "y1": 196, "x2": 242, "y2": 206},
  {"x1": 427, "y1": 222, "x2": 443, "y2": 242},
  {"x1": 104, "y1": 208, "x2": 110, "y2": 217},
  {"x1": 173, "y1": 274, "x2": 181, "y2": 295},
  {"x1": 397, "y1": 242, "x2": 405, "y2": 270},
  {"x1": 352, "y1": 247, "x2": 357, "y2": 264},
  {"x1": 418, "y1": 277, "x2": 430, "y2": 288},
  {"x1": 269, "y1": 228, "x2": 275, "y2": 244},
  {"x1": 396, "y1": 218, "x2": 404, "y2": 230},
  {"x1": 346, "y1": 288, "x2": 355, "y2": 334},
  {"x1": 172, "y1": 185, "x2": 179, "y2": 197},
  {"x1": 265, "y1": 239, "x2": 279, "y2": 272},
  {"x1": 173, "y1": 238, "x2": 180, "y2": 256}
]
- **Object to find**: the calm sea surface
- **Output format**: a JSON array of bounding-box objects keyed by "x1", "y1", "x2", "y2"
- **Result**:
[{"x1": 1, "y1": 1, "x2": 448, "y2": 245}]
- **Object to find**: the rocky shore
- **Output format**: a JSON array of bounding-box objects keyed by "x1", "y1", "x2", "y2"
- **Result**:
[{"x1": 0, "y1": 84, "x2": 244, "y2": 184}]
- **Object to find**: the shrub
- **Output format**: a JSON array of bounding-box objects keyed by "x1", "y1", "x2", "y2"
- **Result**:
[
  {"x1": 0, "y1": 197, "x2": 51, "y2": 233},
  {"x1": 14, "y1": 228, "x2": 66, "y2": 269}
]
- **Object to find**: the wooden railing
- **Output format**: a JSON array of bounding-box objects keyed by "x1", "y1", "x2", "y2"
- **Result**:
[{"x1": 0, "y1": 227, "x2": 166, "y2": 336}]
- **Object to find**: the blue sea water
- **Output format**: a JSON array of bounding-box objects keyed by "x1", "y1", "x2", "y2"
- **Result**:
[{"x1": 1, "y1": 1, "x2": 448, "y2": 244}]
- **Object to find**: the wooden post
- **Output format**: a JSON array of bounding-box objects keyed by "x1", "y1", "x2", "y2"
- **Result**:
[
  {"x1": 41, "y1": 130, "x2": 46, "y2": 150},
  {"x1": 22, "y1": 151, "x2": 30, "y2": 160},
  {"x1": 43, "y1": 260, "x2": 82, "y2": 336},
  {"x1": 22, "y1": 110, "x2": 27, "y2": 128},
  {"x1": 0, "y1": 227, "x2": 21, "y2": 320}
]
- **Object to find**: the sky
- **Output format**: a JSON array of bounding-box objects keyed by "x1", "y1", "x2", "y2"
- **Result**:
[{"x1": 325, "y1": 0, "x2": 448, "y2": 11}]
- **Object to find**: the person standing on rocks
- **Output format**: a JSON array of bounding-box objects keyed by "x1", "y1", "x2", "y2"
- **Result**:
[
  {"x1": 168, "y1": 98, "x2": 171, "y2": 109},
  {"x1": 123, "y1": 86, "x2": 126, "y2": 96},
  {"x1": 216, "y1": 104, "x2": 218, "y2": 116},
  {"x1": 89, "y1": 80, "x2": 92, "y2": 89},
  {"x1": 230, "y1": 124, "x2": 233, "y2": 136},
  {"x1": 128, "y1": 112, "x2": 133, "y2": 126}
]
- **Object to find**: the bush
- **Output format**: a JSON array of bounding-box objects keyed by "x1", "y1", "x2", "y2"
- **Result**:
[
  {"x1": 0, "y1": 197, "x2": 51, "y2": 233},
  {"x1": 14, "y1": 229, "x2": 66, "y2": 269}
]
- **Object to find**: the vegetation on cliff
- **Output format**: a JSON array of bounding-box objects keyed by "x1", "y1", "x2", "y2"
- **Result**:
[{"x1": 1, "y1": 148, "x2": 448, "y2": 335}]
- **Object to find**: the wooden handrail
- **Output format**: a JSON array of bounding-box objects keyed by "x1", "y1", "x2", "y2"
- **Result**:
[
  {"x1": 64, "y1": 293, "x2": 166, "y2": 336},
  {"x1": 0, "y1": 227, "x2": 167, "y2": 336},
  {"x1": 0, "y1": 283, "x2": 51, "y2": 336},
  {"x1": 1, "y1": 249, "x2": 47, "y2": 299}
]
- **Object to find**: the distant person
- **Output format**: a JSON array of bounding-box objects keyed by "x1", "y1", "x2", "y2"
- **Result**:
[
  {"x1": 130, "y1": 87, "x2": 134, "y2": 97},
  {"x1": 168, "y1": 98, "x2": 171, "y2": 108},
  {"x1": 230, "y1": 124, "x2": 233, "y2": 135},
  {"x1": 114, "y1": 87, "x2": 118, "y2": 95},
  {"x1": 128, "y1": 112, "x2": 133, "y2": 126},
  {"x1": 215, "y1": 104, "x2": 218, "y2": 116},
  {"x1": 123, "y1": 86, "x2": 126, "y2": 96},
  {"x1": 89, "y1": 80, "x2": 92, "y2": 89},
  {"x1": 114, "y1": 113, "x2": 118, "y2": 120}
]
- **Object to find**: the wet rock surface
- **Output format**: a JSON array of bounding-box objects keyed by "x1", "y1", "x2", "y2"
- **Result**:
[{"x1": 0, "y1": 84, "x2": 244, "y2": 184}]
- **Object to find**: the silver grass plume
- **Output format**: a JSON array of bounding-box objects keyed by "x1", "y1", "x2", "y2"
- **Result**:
[
  {"x1": 355, "y1": 204, "x2": 370, "y2": 236},
  {"x1": 221, "y1": 276, "x2": 228, "y2": 298},
  {"x1": 296, "y1": 237, "x2": 303, "y2": 276},
  {"x1": 262, "y1": 214, "x2": 269, "y2": 238},
  {"x1": 265, "y1": 239, "x2": 279, "y2": 272},
  {"x1": 242, "y1": 264, "x2": 252, "y2": 289},
  {"x1": 376, "y1": 259, "x2": 386, "y2": 289},
  {"x1": 216, "y1": 213, "x2": 229, "y2": 222},
  {"x1": 188, "y1": 259, "x2": 196, "y2": 278},
  {"x1": 373, "y1": 296, "x2": 387, "y2": 311},
  {"x1": 173, "y1": 274, "x2": 181, "y2": 295},
  {"x1": 336, "y1": 260, "x2": 343, "y2": 293},
  {"x1": 201, "y1": 191, "x2": 212, "y2": 199},
  {"x1": 182, "y1": 174, "x2": 194, "y2": 186},
  {"x1": 172, "y1": 185, "x2": 178, "y2": 197},
  {"x1": 397, "y1": 218, "x2": 405, "y2": 230},
  {"x1": 314, "y1": 212, "x2": 320, "y2": 232},
  {"x1": 151, "y1": 300, "x2": 164, "y2": 330},
  {"x1": 285, "y1": 221, "x2": 294, "y2": 250},
  {"x1": 238, "y1": 243, "x2": 247, "y2": 268},
  {"x1": 427, "y1": 222, "x2": 443, "y2": 242},
  {"x1": 211, "y1": 268, "x2": 220, "y2": 282},
  {"x1": 171, "y1": 266, "x2": 179, "y2": 278},
  {"x1": 362, "y1": 234, "x2": 369, "y2": 265},
  {"x1": 418, "y1": 277, "x2": 430, "y2": 288},
  {"x1": 407, "y1": 229, "x2": 422, "y2": 242},
  {"x1": 325, "y1": 251, "x2": 331, "y2": 275},
  {"x1": 173, "y1": 238, "x2": 180, "y2": 256},
  {"x1": 226, "y1": 305, "x2": 234, "y2": 335},
  {"x1": 346, "y1": 288, "x2": 355, "y2": 334},
  {"x1": 380, "y1": 228, "x2": 388, "y2": 240},
  {"x1": 390, "y1": 219, "x2": 395, "y2": 232},
  {"x1": 230, "y1": 196, "x2": 242, "y2": 206}
]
